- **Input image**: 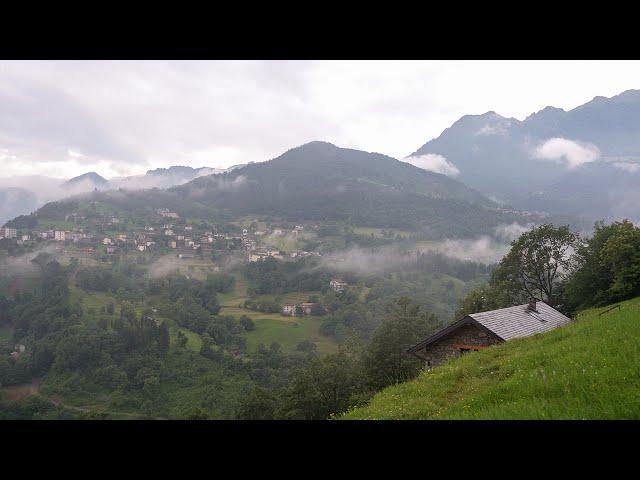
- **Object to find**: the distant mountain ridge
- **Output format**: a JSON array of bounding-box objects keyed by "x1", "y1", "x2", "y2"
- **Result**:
[
  {"x1": 411, "y1": 89, "x2": 640, "y2": 221},
  {"x1": 0, "y1": 164, "x2": 237, "y2": 225}
]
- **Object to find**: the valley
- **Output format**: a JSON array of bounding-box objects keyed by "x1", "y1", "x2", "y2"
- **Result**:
[{"x1": 2, "y1": 75, "x2": 640, "y2": 421}]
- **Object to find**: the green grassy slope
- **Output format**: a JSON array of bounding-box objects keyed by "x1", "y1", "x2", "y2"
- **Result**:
[{"x1": 343, "y1": 297, "x2": 640, "y2": 420}]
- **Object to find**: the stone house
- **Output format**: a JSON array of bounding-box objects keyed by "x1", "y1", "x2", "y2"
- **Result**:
[{"x1": 407, "y1": 301, "x2": 572, "y2": 369}]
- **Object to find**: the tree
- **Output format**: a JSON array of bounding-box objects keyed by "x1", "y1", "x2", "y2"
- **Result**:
[
  {"x1": 239, "y1": 315, "x2": 255, "y2": 331},
  {"x1": 236, "y1": 386, "x2": 278, "y2": 420},
  {"x1": 364, "y1": 297, "x2": 438, "y2": 390},
  {"x1": 296, "y1": 340, "x2": 317, "y2": 353},
  {"x1": 176, "y1": 331, "x2": 188, "y2": 349},
  {"x1": 454, "y1": 283, "x2": 511, "y2": 319},
  {"x1": 566, "y1": 220, "x2": 640, "y2": 309},
  {"x1": 310, "y1": 303, "x2": 327, "y2": 316},
  {"x1": 492, "y1": 224, "x2": 580, "y2": 307},
  {"x1": 279, "y1": 340, "x2": 367, "y2": 420},
  {"x1": 600, "y1": 221, "x2": 640, "y2": 300}
]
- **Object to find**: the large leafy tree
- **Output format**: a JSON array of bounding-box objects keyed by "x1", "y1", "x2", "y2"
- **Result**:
[
  {"x1": 279, "y1": 338, "x2": 367, "y2": 420},
  {"x1": 566, "y1": 220, "x2": 640, "y2": 308},
  {"x1": 492, "y1": 224, "x2": 580, "y2": 307},
  {"x1": 363, "y1": 297, "x2": 438, "y2": 390}
]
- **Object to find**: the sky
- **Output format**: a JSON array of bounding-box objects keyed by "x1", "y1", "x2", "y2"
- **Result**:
[{"x1": 2, "y1": 60, "x2": 640, "y2": 179}]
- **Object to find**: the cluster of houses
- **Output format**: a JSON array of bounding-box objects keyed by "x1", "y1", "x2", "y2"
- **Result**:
[
  {"x1": 2, "y1": 208, "x2": 329, "y2": 268},
  {"x1": 271, "y1": 225, "x2": 305, "y2": 237},
  {"x1": 282, "y1": 302, "x2": 317, "y2": 316},
  {"x1": 101, "y1": 232, "x2": 157, "y2": 253}
]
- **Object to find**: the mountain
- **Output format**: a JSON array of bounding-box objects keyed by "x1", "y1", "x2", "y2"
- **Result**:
[
  {"x1": 111, "y1": 165, "x2": 243, "y2": 190},
  {"x1": 525, "y1": 161, "x2": 640, "y2": 225},
  {"x1": 0, "y1": 187, "x2": 39, "y2": 226},
  {"x1": 64, "y1": 172, "x2": 109, "y2": 189},
  {"x1": 411, "y1": 89, "x2": 640, "y2": 221},
  {"x1": 0, "y1": 164, "x2": 234, "y2": 225},
  {"x1": 69, "y1": 141, "x2": 537, "y2": 239}
]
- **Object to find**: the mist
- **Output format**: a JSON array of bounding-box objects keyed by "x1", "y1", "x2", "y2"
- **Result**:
[
  {"x1": 315, "y1": 222, "x2": 536, "y2": 275},
  {"x1": 0, "y1": 243, "x2": 62, "y2": 277},
  {"x1": 147, "y1": 253, "x2": 241, "y2": 279}
]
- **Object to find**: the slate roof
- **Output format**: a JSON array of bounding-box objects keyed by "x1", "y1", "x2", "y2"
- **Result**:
[
  {"x1": 408, "y1": 301, "x2": 572, "y2": 353},
  {"x1": 469, "y1": 301, "x2": 572, "y2": 341}
]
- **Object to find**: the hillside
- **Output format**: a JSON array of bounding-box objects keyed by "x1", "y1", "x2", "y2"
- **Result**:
[
  {"x1": 343, "y1": 297, "x2": 640, "y2": 419},
  {"x1": 43, "y1": 141, "x2": 533, "y2": 239},
  {"x1": 412, "y1": 89, "x2": 640, "y2": 220}
]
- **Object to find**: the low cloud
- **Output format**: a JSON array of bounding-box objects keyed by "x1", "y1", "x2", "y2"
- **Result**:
[
  {"x1": 147, "y1": 253, "x2": 241, "y2": 279},
  {"x1": 475, "y1": 122, "x2": 510, "y2": 136},
  {"x1": 403, "y1": 154, "x2": 460, "y2": 176},
  {"x1": 533, "y1": 137, "x2": 600, "y2": 169},
  {"x1": 493, "y1": 222, "x2": 534, "y2": 243},
  {"x1": 319, "y1": 236, "x2": 512, "y2": 275},
  {"x1": 422, "y1": 237, "x2": 509, "y2": 265},
  {"x1": 0, "y1": 244, "x2": 62, "y2": 277},
  {"x1": 612, "y1": 162, "x2": 640, "y2": 173}
]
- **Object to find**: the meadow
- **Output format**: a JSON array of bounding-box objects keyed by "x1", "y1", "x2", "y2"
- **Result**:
[{"x1": 343, "y1": 296, "x2": 640, "y2": 420}]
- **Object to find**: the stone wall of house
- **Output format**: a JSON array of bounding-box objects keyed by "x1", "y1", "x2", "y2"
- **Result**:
[{"x1": 418, "y1": 321, "x2": 502, "y2": 369}]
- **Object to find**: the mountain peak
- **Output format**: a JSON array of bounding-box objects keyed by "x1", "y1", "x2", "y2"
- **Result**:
[
  {"x1": 65, "y1": 172, "x2": 108, "y2": 186},
  {"x1": 296, "y1": 140, "x2": 338, "y2": 150}
]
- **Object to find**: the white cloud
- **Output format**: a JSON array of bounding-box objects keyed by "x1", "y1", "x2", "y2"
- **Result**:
[
  {"x1": 494, "y1": 222, "x2": 534, "y2": 242},
  {"x1": 533, "y1": 137, "x2": 600, "y2": 168},
  {"x1": 404, "y1": 154, "x2": 460, "y2": 176},
  {"x1": 612, "y1": 161, "x2": 640, "y2": 173},
  {"x1": 475, "y1": 121, "x2": 511, "y2": 136}
]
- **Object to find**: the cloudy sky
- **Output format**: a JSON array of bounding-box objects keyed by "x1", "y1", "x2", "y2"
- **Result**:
[{"x1": 2, "y1": 60, "x2": 640, "y2": 179}]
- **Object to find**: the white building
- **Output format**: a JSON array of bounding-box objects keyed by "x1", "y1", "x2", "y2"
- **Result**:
[
  {"x1": 283, "y1": 304, "x2": 297, "y2": 316},
  {"x1": 1, "y1": 227, "x2": 18, "y2": 239},
  {"x1": 54, "y1": 231, "x2": 67, "y2": 242},
  {"x1": 330, "y1": 279, "x2": 348, "y2": 293}
]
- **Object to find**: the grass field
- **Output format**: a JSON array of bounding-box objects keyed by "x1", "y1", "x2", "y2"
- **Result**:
[
  {"x1": 343, "y1": 297, "x2": 640, "y2": 420},
  {"x1": 217, "y1": 274, "x2": 334, "y2": 353},
  {"x1": 244, "y1": 316, "x2": 336, "y2": 354},
  {"x1": 72, "y1": 270, "x2": 336, "y2": 355}
]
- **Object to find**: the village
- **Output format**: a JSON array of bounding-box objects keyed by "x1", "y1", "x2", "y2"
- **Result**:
[{"x1": 0, "y1": 207, "x2": 324, "y2": 266}]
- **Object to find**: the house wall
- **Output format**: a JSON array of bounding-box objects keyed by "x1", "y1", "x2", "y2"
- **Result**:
[{"x1": 418, "y1": 321, "x2": 502, "y2": 369}]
